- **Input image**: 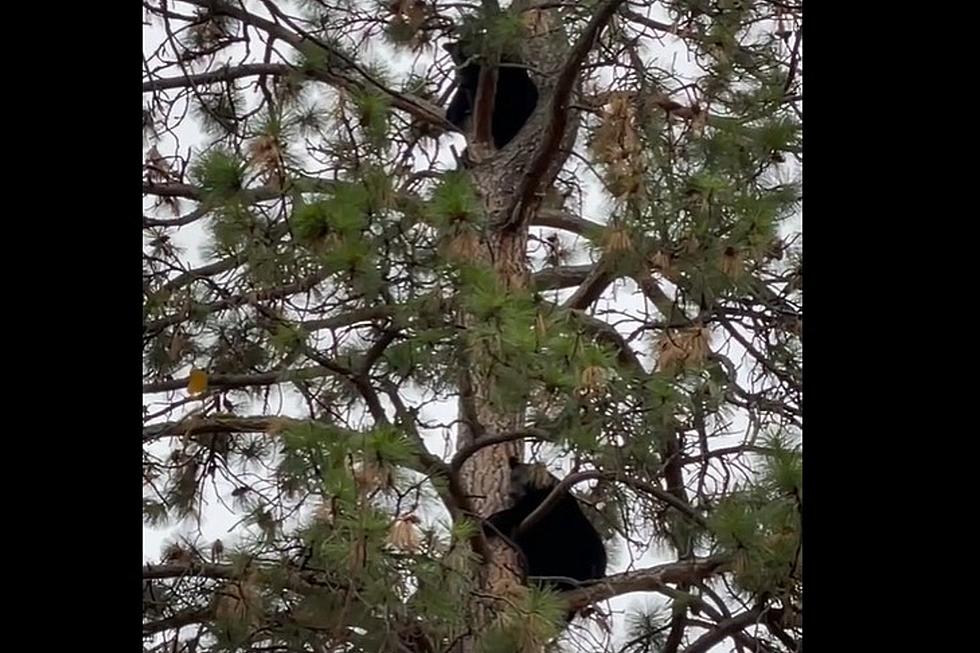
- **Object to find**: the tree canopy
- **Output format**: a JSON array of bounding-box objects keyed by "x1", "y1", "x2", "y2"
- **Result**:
[{"x1": 142, "y1": 1, "x2": 802, "y2": 651}]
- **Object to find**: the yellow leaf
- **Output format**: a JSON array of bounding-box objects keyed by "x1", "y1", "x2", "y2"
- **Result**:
[{"x1": 187, "y1": 369, "x2": 208, "y2": 396}]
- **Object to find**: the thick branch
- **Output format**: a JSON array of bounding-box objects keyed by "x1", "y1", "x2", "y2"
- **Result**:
[
  {"x1": 143, "y1": 205, "x2": 209, "y2": 228},
  {"x1": 473, "y1": 64, "x2": 498, "y2": 148},
  {"x1": 567, "y1": 309, "x2": 646, "y2": 375},
  {"x1": 298, "y1": 306, "x2": 396, "y2": 333},
  {"x1": 531, "y1": 264, "x2": 592, "y2": 291},
  {"x1": 449, "y1": 428, "x2": 551, "y2": 476},
  {"x1": 143, "y1": 562, "x2": 236, "y2": 580},
  {"x1": 143, "y1": 175, "x2": 337, "y2": 202},
  {"x1": 142, "y1": 415, "x2": 303, "y2": 441},
  {"x1": 155, "y1": 255, "x2": 240, "y2": 296},
  {"x1": 680, "y1": 444, "x2": 776, "y2": 465},
  {"x1": 621, "y1": 9, "x2": 696, "y2": 38},
  {"x1": 562, "y1": 556, "x2": 729, "y2": 611},
  {"x1": 633, "y1": 269, "x2": 681, "y2": 321},
  {"x1": 143, "y1": 181, "x2": 206, "y2": 200},
  {"x1": 516, "y1": 470, "x2": 601, "y2": 536},
  {"x1": 143, "y1": 609, "x2": 210, "y2": 636},
  {"x1": 503, "y1": 0, "x2": 629, "y2": 231},
  {"x1": 531, "y1": 208, "x2": 604, "y2": 236},
  {"x1": 561, "y1": 257, "x2": 615, "y2": 310}
]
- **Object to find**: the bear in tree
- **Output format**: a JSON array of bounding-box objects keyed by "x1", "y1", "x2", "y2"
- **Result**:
[
  {"x1": 483, "y1": 458, "x2": 607, "y2": 622},
  {"x1": 443, "y1": 39, "x2": 539, "y2": 150}
]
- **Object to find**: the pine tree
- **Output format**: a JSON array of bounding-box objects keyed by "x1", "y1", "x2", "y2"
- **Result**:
[{"x1": 143, "y1": 1, "x2": 802, "y2": 652}]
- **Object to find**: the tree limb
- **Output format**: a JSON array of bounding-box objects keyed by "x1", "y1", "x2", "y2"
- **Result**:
[
  {"x1": 562, "y1": 556, "x2": 730, "y2": 611},
  {"x1": 144, "y1": 561, "x2": 237, "y2": 580},
  {"x1": 561, "y1": 257, "x2": 615, "y2": 310},
  {"x1": 143, "y1": 62, "x2": 296, "y2": 93},
  {"x1": 531, "y1": 208, "x2": 604, "y2": 236},
  {"x1": 143, "y1": 608, "x2": 210, "y2": 636},
  {"x1": 142, "y1": 366, "x2": 330, "y2": 394},
  {"x1": 144, "y1": 269, "x2": 332, "y2": 333},
  {"x1": 178, "y1": 0, "x2": 451, "y2": 129},
  {"x1": 516, "y1": 470, "x2": 706, "y2": 537},
  {"x1": 449, "y1": 428, "x2": 551, "y2": 476},
  {"x1": 503, "y1": 0, "x2": 629, "y2": 231},
  {"x1": 681, "y1": 607, "x2": 764, "y2": 653},
  {"x1": 531, "y1": 264, "x2": 592, "y2": 291}
]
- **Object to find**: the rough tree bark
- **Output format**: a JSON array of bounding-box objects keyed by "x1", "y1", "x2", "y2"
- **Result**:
[{"x1": 450, "y1": 2, "x2": 617, "y2": 650}]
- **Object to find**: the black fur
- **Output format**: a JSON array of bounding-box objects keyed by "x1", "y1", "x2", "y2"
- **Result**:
[
  {"x1": 443, "y1": 41, "x2": 539, "y2": 150},
  {"x1": 483, "y1": 459, "x2": 607, "y2": 620}
]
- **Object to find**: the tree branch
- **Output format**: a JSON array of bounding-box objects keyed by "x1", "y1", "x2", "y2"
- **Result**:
[
  {"x1": 142, "y1": 366, "x2": 330, "y2": 394},
  {"x1": 503, "y1": 0, "x2": 629, "y2": 231},
  {"x1": 562, "y1": 556, "x2": 729, "y2": 611},
  {"x1": 143, "y1": 608, "x2": 210, "y2": 636},
  {"x1": 516, "y1": 470, "x2": 706, "y2": 537},
  {"x1": 144, "y1": 269, "x2": 332, "y2": 333},
  {"x1": 178, "y1": 0, "x2": 451, "y2": 130},
  {"x1": 143, "y1": 415, "x2": 304, "y2": 441},
  {"x1": 449, "y1": 428, "x2": 551, "y2": 476},
  {"x1": 567, "y1": 308, "x2": 646, "y2": 375},
  {"x1": 143, "y1": 62, "x2": 294, "y2": 92},
  {"x1": 473, "y1": 63, "x2": 499, "y2": 148},
  {"x1": 298, "y1": 306, "x2": 396, "y2": 333},
  {"x1": 143, "y1": 205, "x2": 209, "y2": 228},
  {"x1": 144, "y1": 561, "x2": 236, "y2": 580},
  {"x1": 681, "y1": 607, "x2": 764, "y2": 653},
  {"x1": 561, "y1": 257, "x2": 615, "y2": 310},
  {"x1": 621, "y1": 9, "x2": 697, "y2": 39},
  {"x1": 531, "y1": 208, "x2": 604, "y2": 236},
  {"x1": 142, "y1": 414, "x2": 475, "y2": 535},
  {"x1": 531, "y1": 264, "x2": 592, "y2": 291}
]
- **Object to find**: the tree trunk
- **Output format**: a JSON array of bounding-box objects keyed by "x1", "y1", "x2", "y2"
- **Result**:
[{"x1": 452, "y1": 5, "x2": 579, "y2": 651}]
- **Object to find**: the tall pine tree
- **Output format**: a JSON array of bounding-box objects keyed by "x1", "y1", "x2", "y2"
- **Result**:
[{"x1": 143, "y1": 1, "x2": 802, "y2": 651}]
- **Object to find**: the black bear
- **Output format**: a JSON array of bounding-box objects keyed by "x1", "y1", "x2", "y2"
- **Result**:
[
  {"x1": 443, "y1": 40, "x2": 539, "y2": 150},
  {"x1": 483, "y1": 458, "x2": 607, "y2": 621}
]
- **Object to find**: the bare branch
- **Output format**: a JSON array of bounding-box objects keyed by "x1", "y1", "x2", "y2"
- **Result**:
[
  {"x1": 143, "y1": 415, "x2": 302, "y2": 441},
  {"x1": 449, "y1": 428, "x2": 551, "y2": 476},
  {"x1": 143, "y1": 608, "x2": 211, "y2": 636},
  {"x1": 681, "y1": 607, "x2": 764, "y2": 653},
  {"x1": 562, "y1": 556, "x2": 730, "y2": 611},
  {"x1": 142, "y1": 366, "x2": 330, "y2": 394},
  {"x1": 144, "y1": 562, "x2": 237, "y2": 580},
  {"x1": 532, "y1": 208, "x2": 604, "y2": 236},
  {"x1": 143, "y1": 62, "x2": 294, "y2": 92},
  {"x1": 561, "y1": 257, "x2": 615, "y2": 310},
  {"x1": 621, "y1": 10, "x2": 697, "y2": 38},
  {"x1": 144, "y1": 269, "x2": 332, "y2": 333},
  {"x1": 567, "y1": 309, "x2": 647, "y2": 375},
  {"x1": 531, "y1": 263, "x2": 592, "y2": 291}
]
